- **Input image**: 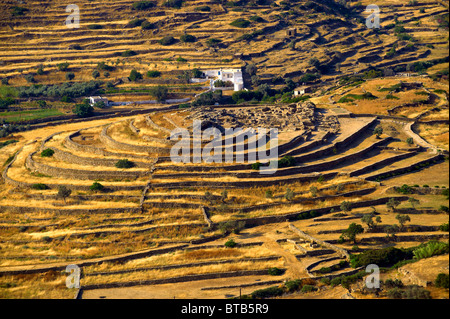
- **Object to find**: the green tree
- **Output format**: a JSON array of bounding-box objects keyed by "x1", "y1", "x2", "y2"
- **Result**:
[
  {"x1": 92, "y1": 70, "x2": 100, "y2": 79},
  {"x1": 373, "y1": 126, "x2": 383, "y2": 138},
  {"x1": 73, "y1": 102, "x2": 94, "y2": 118},
  {"x1": 406, "y1": 137, "x2": 414, "y2": 146},
  {"x1": 396, "y1": 214, "x2": 411, "y2": 230},
  {"x1": 341, "y1": 223, "x2": 364, "y2": 244},
  {"x1": 309, "y1": 186, "x2": 318, "y2": 197},
  {"x1": 57, "y1": 186, "x2": 72, "y2": 205},
  {"x1": 150, "y1": 85, "x2": 168, "y2": 102},
  {"x1": 408, "y1": 197, "x2": 420, "y2": 209},
  {"x1": 386, "y1": 198, "x2": 401, "y2": 212},
  {"x1": 129, "y1": 69, "x2": 143, "y2": 82},
  {"x1": 285, "y1": 187, "x2": 294, "y2": 201},
  {"x1": 361, "y1": 212, "x2": 382, "y2": 230},
  {"x1": 65, "y1": 72, "x2": 75, "y2": 81},
  {"x1": 340, "y1": 201, "x2": 352, "y2": 213}
]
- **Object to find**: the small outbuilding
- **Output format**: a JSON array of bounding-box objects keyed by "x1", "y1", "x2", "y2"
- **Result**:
[{"x1": 293, "y1": 86, "x2": 312, "y2": 96}]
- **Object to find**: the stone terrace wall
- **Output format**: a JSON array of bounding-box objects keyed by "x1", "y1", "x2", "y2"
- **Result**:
[
  {"x1": 99, "y1": 124, "x2": 171, "y2": 155},
  {"x1": 349, "y1": 151, "x2": 418, "y2": 177},
  {"x1": 365, "y1": 154, "x2": 444, "y2": 181},
  {"x1": 50, "y1": 147, "x2": 154, "y2": 169},
  {"x1": 64, "y1": 130, "x2": 152, "y2": 160},
  {"x1": 81, "y1": 269, "x2": 279, "y2": 290},
  {"x1": 225, "y1": 196, "x2": 409, "y2": 228},
  {"x1": 150, "y1": 172, "x2": 339, "y2": 189},
  {"x1": 26, "y1": 151, "x2": 149, "y2": 180},
  {"x1": 289, "y1": 224, "x2": 350, "y2": 259},
  {"x1": 294, "y1": 117, "x2": 377, "y2": 163}
]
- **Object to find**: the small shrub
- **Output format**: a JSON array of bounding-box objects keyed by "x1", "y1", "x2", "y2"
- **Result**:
[
  {"x1": 301, "y1": 285, "x2": 318, "y2": 293},
  {"x1": 435, "y1": 273, "x2": 449, "y2": 289},
  {"x1": 121, "y1": 50, "x2": 137, "y2": 57},
  {"x1": 159, "y1": 36, "x2": 176, "y2": 46},
  {"x1": 268, "y1": 267, "x2": 284, "y2": 276},
  {"x1": 384, "y1": 279, "x2": 404, "y2": 289},
  {"x1": 90, "y1": 182, "x2": 104, "y2": 192},
  {"x1": 31, "y1": 183, "x2": 49, "y2": 190},
  {"x1": 87, "y1": 24, "x2": 103, "y2": 30},
  {"x1": 224, "y1": 238, "x2": 237, "y2": 248},
  {"x1": 147, "y1": 70, "x2": 161, "y2": 78},
  {"x1": 40, "y1": 148, "x2": 55, "y2": 157},
  {"x1": 132, "y1": 1, "x2": 156, "y2": 10},
  {"x1": 141, "y1": 21, "x2": 155, "y2": 30},
  {"x1": 129, "y1": 69, "x2": 143, "y2": 82},
  {"x1": 230, "y1": 18, "x2": 251, "y2": 28},
  {"x1": 180, "y1": 34, "x2": 196, "y2": 43},
  {"x1": 57, "y1": 62, "x2": 70, "y2": 71},
  {"x1": 115, "y1": 159, "x2": 134, "y2": 169},
  {"x1": 251, "y1": 286, "x2": 284, "y2": 299}
]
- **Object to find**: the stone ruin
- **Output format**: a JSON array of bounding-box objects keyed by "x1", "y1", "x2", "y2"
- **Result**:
[{"x1": 185, "y1": 102, "x2": 340, "y2": 133}]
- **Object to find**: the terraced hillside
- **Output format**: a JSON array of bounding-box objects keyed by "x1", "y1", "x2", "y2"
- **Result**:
[
  {"x1": 0, "y1": 0, "x2": 448, "y2": 300},
  {"x1": 1, "y1": 100, "x2": 448, "y2": 299}
]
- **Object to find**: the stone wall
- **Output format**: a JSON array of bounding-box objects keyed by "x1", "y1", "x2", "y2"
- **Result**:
[
  {"x1": 349, "y1": 151, "x2": 418, "y2": 177},
  {"x1": 289, "y1": 224, "x2": 350, "y2": 259},
  {"x1": 150, "y1": 172, "x2": 339, "y2": 189},
  {"x1": 81, "y1": 269, "x2": 280, "y2": 290},
  {"x1": 365, "y1": 154, "x2": 444, "y2": 181},
  {"x1": 26, "y1": 151, "x2": 150, "y2": 180},
  {"x1": 99, "y1": 124, "x2": 171, "y2": 155},
  {"x1": 50, "y1": 146, "x2": 154, "y2": 169},
  {"x1": 64, "y1": 130, "x2": 151, "y2": 160}
]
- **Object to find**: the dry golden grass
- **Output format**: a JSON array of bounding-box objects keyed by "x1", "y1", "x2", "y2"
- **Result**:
[
  {"x1": 82, "y1": 259, "x2": 284, "y2": 286},
  {"x1": 0, "y1": 272, "x2": 77, "y2": 299}
]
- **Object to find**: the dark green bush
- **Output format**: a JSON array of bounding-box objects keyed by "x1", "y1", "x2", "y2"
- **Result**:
[
  {"x1": 115, "y1": 159, "x2": 135, "y2": 169},
  {"x1": 230, "y1": 18, "x2": 251, "y2": 28},
  {"x1": 159, "y1": 36, "x2": 176, "y2": 46},
  {"x1": 180, "y1": 34, "x2": 196, "y2": 43},
  {"x1": 350, "y1": 247, "x2": 414, "y2": 268},
  {"x1": 147, "y1": 70, "x2": 161, "y2": 78},
  {"x1": 132, "y1": 1, "x2": 156, "y2": 10},
  {"x1": 435, "y1": 273, "x2": 449, "y2": 288},
  {"x1": 31, "y1": 183, "x2": 49, "y2": 190},
  {"x1": 224, "y1": 239, "x2": 237, "y2": 248},
  {"x1": 301, "y1": 285, "x2": 318, "y2": 293},
  {"x1": 268, "y1": 267, "x2": 284, "y2": 276},
  {"x1": 251, "y1": 286, "x2": 284, "y2": 299},
  {"x1": 40, "y1": 148, "x2": 55, "y2": 157},
  {"x1": 90, "y1": 182, "x2": 104, "y2": 192},
  {"x1": 87, "y1": 24, "x2": 103, "y2": 30}
]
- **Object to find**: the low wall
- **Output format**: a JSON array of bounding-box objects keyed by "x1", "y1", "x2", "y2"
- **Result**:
[
  {"x1": 365, "y1": 154, "x2": 444, "y2": 181},
  {"x1": 81, "y1": 268, "x2": 282, "y2": 290},
  {"x1": 0, "y1": 244, "x2": 189, "y2": 276},
  {"x1": 85, "y1": 256, "x2": 281, "y2": 277},
  {"x1": 289, "y1": 224, "x2": 350, "y2": 259},
  {"x1": 227, "y1": 196, "x2": 409, "y2": 229},
  {"x1": 26, "y1": 151, "x2": 149, "y2": 181},
  {"x1": 0, "y1": 205, "x2": 142, "y2": 215},
  {"x1": 294, "y1": 117, "x2": 377, "y2": 163},
  {"x1": 349, "y1": 151, "x2": 418, "y2": 177},
  {"x1": 99, "y1": 124, "x2": 171, "y2": 155},
  {"x1": 50, "y1": 146, "x2": 154, "y2": 169},
  {"x1": 65, "y1": 130, "x2": 154, "y2": 160},
  {"x1": 150, "y1": 172, "x2": 339, "y2": 189}
]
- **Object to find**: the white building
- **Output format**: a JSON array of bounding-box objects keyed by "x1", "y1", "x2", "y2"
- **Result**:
[
  {"x1": 293, "y1": 86, "x2": 312, "y2": 96},
  {"x1": 202, "y1": 68, "x2": 244, "y2": 91},
  {"x1": 89, "y1": 96, "x2": 109, "y2": 106}
]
